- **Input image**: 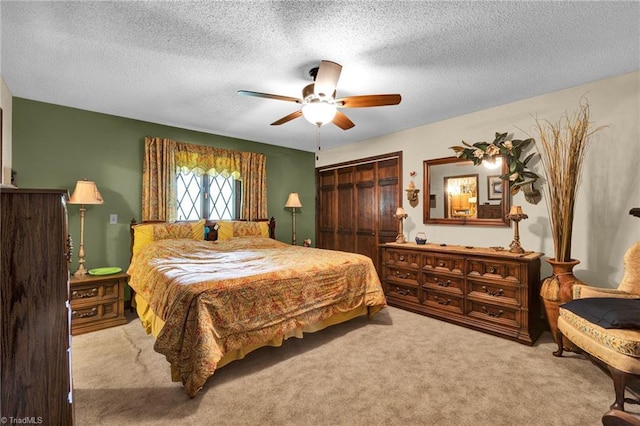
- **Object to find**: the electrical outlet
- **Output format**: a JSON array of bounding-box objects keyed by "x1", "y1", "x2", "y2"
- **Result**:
[{"x1": 110, "y1": 214, "x2": 118, "y2": 224}]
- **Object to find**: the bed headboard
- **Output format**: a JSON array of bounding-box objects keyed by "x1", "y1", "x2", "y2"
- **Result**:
[{"x1": 129, "y1": 217, "x2": 276, "y2": 261}]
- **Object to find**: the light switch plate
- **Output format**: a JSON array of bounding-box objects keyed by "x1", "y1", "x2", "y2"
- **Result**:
[{"x1": 110, "y1": 214, "x2": 118, "y2": 224}]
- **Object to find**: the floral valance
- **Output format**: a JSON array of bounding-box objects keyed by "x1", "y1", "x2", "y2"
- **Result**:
[{"x1": 174, "y1": 141, "x2": 242, "y2": 179}]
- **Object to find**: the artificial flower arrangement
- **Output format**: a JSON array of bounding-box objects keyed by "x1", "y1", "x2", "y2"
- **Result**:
[{"x1": 450, "y1": 132, "x2": 538, "y2": 195}]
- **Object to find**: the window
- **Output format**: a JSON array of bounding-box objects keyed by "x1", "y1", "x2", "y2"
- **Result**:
[{"x1": 176, "y1": 171, "x2": 241, "y2": 221}]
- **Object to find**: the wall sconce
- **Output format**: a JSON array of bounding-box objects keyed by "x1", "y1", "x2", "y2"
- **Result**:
[
  {"x1": 406, "y1": 170, "x2": 420, "y2": 207},
  {"x1": 506, "y1": 205, "x2": 528, "y2": 253},
  {"x1": 68, "y1": 179, "x2": 104, "y2": 276},
  {"x1": 406, "y1": 188, "x2": 420, "y2": 208},
  {"x1": 519, "y1": 178, "x2": 542, "y2": 205},
  {"x1": 394, "y1": 207, "x2": 408, "y2": 243},
  {"x1": 284, "y1": 192, "x2": 302, "y2": 245}
]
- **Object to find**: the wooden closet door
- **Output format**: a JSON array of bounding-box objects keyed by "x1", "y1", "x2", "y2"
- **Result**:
[
  {"x1": 336, "y1": 167, "x2": 355, "y2": 253},
  {"x1": 317, "y1": 170, "x2": 337, "y2": 249},
  {"x1": 316, "y1": 152, "x2": 401, "y2": 272},
  {"x1": 377, "y1": 157, "x2": 401, "y2": 246},
  {"x1": 355, "y1": 163, "x2": 377, "y2": 262}
]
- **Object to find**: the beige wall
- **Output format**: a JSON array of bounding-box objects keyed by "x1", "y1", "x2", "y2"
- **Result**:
[
  {"x1": 318, "y1": 71, "x2": 640, "y2": 287},
  {"x1": 1, "y1": 75, "x2": 13, "y2": 185}
]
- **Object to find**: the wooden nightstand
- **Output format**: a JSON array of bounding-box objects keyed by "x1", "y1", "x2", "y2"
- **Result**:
[{"x1": 70, "y1": 272, "x2": 128, "y2": 335}]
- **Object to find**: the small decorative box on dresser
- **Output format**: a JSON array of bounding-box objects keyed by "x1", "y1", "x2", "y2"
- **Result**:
[
  {"x1": 381, "y1": 242, "x2": 544, "y2": 345},
  {"x1": 70, "y1": 272, "x2": 128, "y2": 335},
  {"x1": 1, "y1": 188, "x2": 74, "y2": 424}
]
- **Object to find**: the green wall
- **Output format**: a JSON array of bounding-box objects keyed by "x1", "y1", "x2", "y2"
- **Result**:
[{"x1": 12, "y1": 98, "x2": 316, "y2": 277}]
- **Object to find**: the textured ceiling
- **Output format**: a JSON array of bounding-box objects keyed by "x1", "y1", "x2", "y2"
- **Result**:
[{"x1": 1, "y1": 1, "x2": 639, "y2": 152}]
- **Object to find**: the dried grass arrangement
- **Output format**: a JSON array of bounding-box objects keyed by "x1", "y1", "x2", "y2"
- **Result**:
[{"x1": 534, "y1": 99, "x2": 606, "y2": 262}]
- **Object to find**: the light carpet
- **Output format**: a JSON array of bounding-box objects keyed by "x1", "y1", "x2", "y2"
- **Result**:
[{"x1": 72, "y1": 307, "x2": 632, "y2": 426}]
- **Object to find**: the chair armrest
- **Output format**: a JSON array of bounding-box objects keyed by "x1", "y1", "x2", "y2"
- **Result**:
[{"x1": 573, "y1": 284, "x2": 639, "y2": 299}]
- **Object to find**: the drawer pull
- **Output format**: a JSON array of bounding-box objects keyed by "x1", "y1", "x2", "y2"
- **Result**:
[
  {"x1": 488, "y1": 266, "x2": 496, "y2": 274},
  {"x1": 72, "y1": 307, "x2": 98, "y2": 318},
  {"x1": 394, "y1": 271, "x2": 410, "y2": 279},
  {"x1": 481, "y1": 306, "x2": 504, "y2": 317},
  {"x1": 72, "y1": 288, "x2": 98, "y2": 299},
  {"x1": 66, "y1": 234, "x2": 73, "y2": 263},
  {"x1": 395, "y1": 287, "x2": 410, "y2": 296},
  {"x1": 398, "y1": 255, "x2": 405, "y2": 262},
  {"x1": 481, "y1": 286, "x2": 503, "y2": 297},
  {"x1": 434, "y1": 277, "x2": 450, "y2": 287},
  {"x1": 434, "y1": 296, "x2": 451, "y2": 305},
  {"x1": 438, "y1": 261, "x2": 446, "y2": 267}
]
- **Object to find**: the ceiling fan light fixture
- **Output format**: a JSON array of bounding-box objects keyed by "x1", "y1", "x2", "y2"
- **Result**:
[{"x1": 302, "y1": 101, "x2": 336, "y2": 126}]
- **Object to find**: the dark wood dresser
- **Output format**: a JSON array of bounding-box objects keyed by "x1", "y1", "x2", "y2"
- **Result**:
[
  {"x1": 381, "y1": 242, "x2": 544, "y2": 345},
  {"x1": 1, "y1": 188, "x2": 74, "y2": 424}
]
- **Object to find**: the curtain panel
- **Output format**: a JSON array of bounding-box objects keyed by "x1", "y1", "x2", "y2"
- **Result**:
[{"x1": 141, "y1": 137, "x2": 267, "y2": 221}]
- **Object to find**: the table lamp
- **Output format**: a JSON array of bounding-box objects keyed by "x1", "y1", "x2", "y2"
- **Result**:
[
  {"x1": 395, "y1": 206, "x2": 408, "y2": 243},
  {"x1": 68, "y1": 179, "x2": 104, "y2": 276},
  {"x1": 506, "y1": 205, "x2": 528, "y2": 254},
  {"x1": 285, "y1": 192, "x2": 302, "y2": 245}
]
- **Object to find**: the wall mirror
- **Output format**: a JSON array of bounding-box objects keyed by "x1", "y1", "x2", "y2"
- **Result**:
[{"x1": 423, "y1": 156, "x2": 510, "y2": 226}]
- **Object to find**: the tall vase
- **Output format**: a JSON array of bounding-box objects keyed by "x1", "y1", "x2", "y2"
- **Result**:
[{"x1": 539, "y1": 259, "x2": 582, "y2": 349}]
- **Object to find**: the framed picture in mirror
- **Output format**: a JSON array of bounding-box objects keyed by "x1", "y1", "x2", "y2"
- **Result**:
[{"x1": 488, "y1": 175, "x2": 503, "y2": 200}]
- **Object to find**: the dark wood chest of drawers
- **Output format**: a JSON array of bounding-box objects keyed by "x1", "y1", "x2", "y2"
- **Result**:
[
  {"x1": 70, "y1": 272, "x2": 128, "y2": 335},
  {"x1": 381, "y1": 242, "x2": 543, "y2": 345},
  {"x1": 1, "y1": 188, "x2": 74, "y2": 424}
]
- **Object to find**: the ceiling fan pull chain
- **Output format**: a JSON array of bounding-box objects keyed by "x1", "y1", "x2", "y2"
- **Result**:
[{"x1": 316, "y1": 124, "x2": 321, "y2": 161}]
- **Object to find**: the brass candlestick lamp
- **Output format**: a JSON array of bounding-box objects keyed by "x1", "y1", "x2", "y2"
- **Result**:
[
  {"x1": 284, "y1": 192, "x2": 302, "y2": 245},
  {"x1": 506, "y1": 205, "x2": 528, "y2": 253},
  {"x1": 395, "y1": 206, "x2": 408, "y2": 243},
  {"x1": 68, "y1": 179, "x2": 104, "y2": 276}
]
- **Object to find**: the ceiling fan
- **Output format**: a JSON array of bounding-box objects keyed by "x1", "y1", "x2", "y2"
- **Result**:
[{"x1": 238, "y1": 60, "x2": 401, "y2": 130}]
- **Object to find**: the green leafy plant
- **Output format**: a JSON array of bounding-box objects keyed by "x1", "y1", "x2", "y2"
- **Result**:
[{"x1": 450, "y1": 132, "x2": 538, "y2": 194}]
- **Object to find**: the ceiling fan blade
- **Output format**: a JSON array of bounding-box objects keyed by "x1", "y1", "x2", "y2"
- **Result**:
[
  {"x1": 271, "y1": 110, "x2": 303, "y2": 126},
  {"x1": 314, "y1": 60, "x2": 342, "y2": 98},
  {"x1": 337, "y1": 94, "x2": 402, "y2": 108},
  {"x1": 332, "y1": 110, "x2": 355, "y2": 130},
  {"x1": 238, "y1": 90, "x2": 301, "y2": 103}
]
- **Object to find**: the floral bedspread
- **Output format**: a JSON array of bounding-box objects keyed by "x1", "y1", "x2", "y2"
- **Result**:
[{"x1": 127, "y1": 237, "x2": 386, "y2": 396}]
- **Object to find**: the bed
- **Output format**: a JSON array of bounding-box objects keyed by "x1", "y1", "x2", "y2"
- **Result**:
[{"x1": 127, "y1": 218, "x2": 387, "y2": 397}]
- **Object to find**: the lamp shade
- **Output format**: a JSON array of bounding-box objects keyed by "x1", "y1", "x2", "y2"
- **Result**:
[
  {"x1": 285, "y1": 192, "x2": 302, "y2": 208},
  {"x1": 396, "y1": 207, "x2": 406, "y2": 216},
  {"x1": 302, "y1": 102, "x2": 337, "y2": 126},
  {"x1": 509, "y1": 205, "x2": 524, "y2": 215},
  {"x1": 69, "y1": 180, "x2": 104, "y2": 205}
]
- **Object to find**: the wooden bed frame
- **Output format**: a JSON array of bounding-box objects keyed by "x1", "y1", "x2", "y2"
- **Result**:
[{"x1": 129, "y1": 217, "x2": 276, "y2": 259}]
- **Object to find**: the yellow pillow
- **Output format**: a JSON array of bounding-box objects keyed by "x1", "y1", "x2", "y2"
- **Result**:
[
  {"x1": 216, "y1": 221, "x2": 269, "y2": 240},
  {"x1": 132, "y1": 219, "x2": 205, "y2": 255},
  {"x1": 216, "y1": 221, "x2": 234, "y2": 241}
]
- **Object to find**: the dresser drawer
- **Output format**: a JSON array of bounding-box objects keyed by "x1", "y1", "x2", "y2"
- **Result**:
[
  {"x1": 385, "y1": 266, "x2": 419, "y2": 285},
  {"x1": 422, "y1": 289, "x2": 464, "y2": 314},
  {"x1": 422, "y1": 253, "x2": 464, "y2": 275},
  {"x1": 467, "y1": 300, "x2": 520, "y2": 328},
  {"x1": 384, "y1": 282, "x2": 420, "y2": 304},
  {"x1": 422, "y1": 273, "x2": 464, "y2": 295},
  {"x1": 71, "y1": 280, "x2": 119, "y2": 303},
  {"x1": 384, "y1": 249, "x2": 420, "y2": 269},
  {"x1": 71, "y1": 299, "x2": 121, "y2": 324},
  {"x1": 466, "y1": 258, "x2": 521, "y2": 283},
  {"x1": 467, "y1": 280, "x2": 519, "y2": 306}
]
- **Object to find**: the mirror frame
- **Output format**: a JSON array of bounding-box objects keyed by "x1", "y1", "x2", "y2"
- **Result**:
[{"x1": 422, "y1": 156, "x2": 510, "y2": 226}]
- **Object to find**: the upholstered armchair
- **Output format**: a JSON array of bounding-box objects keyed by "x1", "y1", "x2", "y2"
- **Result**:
[
  {"x1": 554, "y1": 241, "x2": 640, "y2": 424},
  {"x1": 573, "y1": 242, "x2": 640, "y2": 299}
]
